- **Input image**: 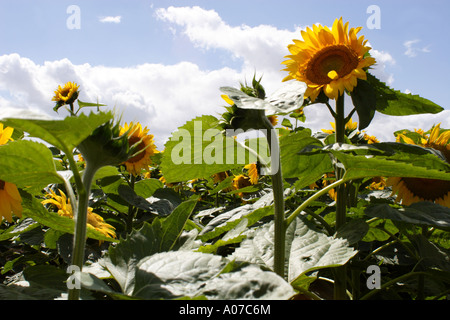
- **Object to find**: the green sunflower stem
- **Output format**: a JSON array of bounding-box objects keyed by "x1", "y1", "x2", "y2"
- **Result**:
[
  {"x1": 67, "y1": 160, "x2": 98, "y2": 300},
  {"x1": 334, "y1": 94, "x2": 346, "y2": 230},
  {"x1": 334, "y1": 94, "x2": 348, "y2": 300},
  {"x1": 126, "y1": 174, "x2": 136, "y2": 233},
  {"x1": 261, "y1": 115, "x2": 286, "y2": 279}
]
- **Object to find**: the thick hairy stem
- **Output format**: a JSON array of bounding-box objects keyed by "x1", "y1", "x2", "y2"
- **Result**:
[
  {"x1": 333, "y1": 94, "x2": 348, "y2": 300},
  {"x1": 68, "y1": 161, "x2": 97, "y2": 300},
  {"x1": 262, "y1": 116, "x2": 286, "y2": 279}
]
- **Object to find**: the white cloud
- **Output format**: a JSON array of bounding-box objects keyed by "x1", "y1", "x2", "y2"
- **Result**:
[
  {"x1": 0, "y1": 6, "x2": 445, "y2": 151},
  {"x1": 0, "y1": 53, "x2": 241, "y2": 148},
  {"x1": 369, "y1": 49, "x2": 396, "y2": 85},
  {"x1": 99, "y1": 16, "x2": 122, "y2": 23},
  {"x1": 155, "y1": 6, "x2": 396, "y2": 88},
  {"x1": 155, "y1": 6, "x2": 303, "y2": 91},
  {"x1": 404, "y1": 39, "x2": 431, "y2": 58}
]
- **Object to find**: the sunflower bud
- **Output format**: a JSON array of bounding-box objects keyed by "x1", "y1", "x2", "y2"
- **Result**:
[
  {"x1": 77, "y1": 121, "x2": 132, "y2": 170},
  {"x1": 219, "y1": 77, "x2": 270, "y2": 133}
]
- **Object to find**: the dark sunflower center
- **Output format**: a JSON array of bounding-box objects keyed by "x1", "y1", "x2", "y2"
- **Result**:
[
  {"x1": 402, "y1": 177, "x2": 450, "y2": 201},
  {"x1": 60, "y1": 88, "x2": 72, "y2": 99},
  {"x1": 127, "y1": 136, "x2": 146, "y2": 163},
  {"x1": 305, "y1": 45, "x2": 359, "y2": 85},
  {"x1": 0, "y1": 180, "x2": 5, "y2": 190},
  {"x1": 236, "y1": 176, "x2": 251, "y2": 189}
]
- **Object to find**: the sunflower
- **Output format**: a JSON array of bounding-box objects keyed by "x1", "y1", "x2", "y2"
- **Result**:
[
  {"x1": 120, "y1": 122, "x2": 158, "y2": 176},
  {"x1": 232, "y1": 174, "x2": 253, "y2": 198},
  {"x1": 282, "y1": 17, "x2": 376, "y2": 101},
  {"x1": 363, "y1": 133, "x2": 379, "y2": 144},
  {"x1": 42, "y1": 189, "x2": 116, "y2": 239},
  {"x1": 267, "y1": 115, "x2": 278, "y2": 126},
  {"x1": 0, "y1": 123, "x2": 14, "y2": 145},
  {"x1": 0, "y1": 180, "x2": 23, "y2": 223},
  {"x1": 52, "y1": 82, "x2": 80, "y2": 105},
  {"x1": 0, "y1": 124, "x2": 22, "y2": 223},
  {"x1": 244, "y1": 163, "x2": 259, "y2": 185},
  {"x1": 387, "y1": 123, "x2": 450, "y2": 207},
  {"x1": 322, "y1": 117, "x2": 358, "y2": 135}
]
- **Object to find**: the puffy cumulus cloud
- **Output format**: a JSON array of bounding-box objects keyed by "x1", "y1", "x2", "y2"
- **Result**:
[
  {"x1": 155, "y1": 6, "x2": 302, "y2": 91},
  {"x1": 369, "y1": 49, "x2": 396, "y2": 85},
  {"x1": 155, "y1": 6, "x2": 396, "y2": 90},
  {"x1": 0, "y1": 6, "x2": 445, "y2": 150},
  {"x1": 0, "y1": 53, "x2": 241, "y2": 148},
  {"x1": 368, "y1": 111, "x2": 450, "y2": 142}
]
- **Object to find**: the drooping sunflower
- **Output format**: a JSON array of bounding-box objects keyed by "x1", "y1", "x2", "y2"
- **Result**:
[
  {"x1": 387, "y1": 123, "x2": 450, "y2": 207},
  {"x1": 244, "y1": 163, "x2": 259, "y2": 185},
  {"x1": 52, "y1": 81, "x2": 80, "y2": 105},
  {"x1": 120, "y1": 122, "x2": 158, "y2": 176},
  {"x1": 282, "y1": 17, "x2": 376, "y2": 101},
  {"x1": 232, "y1": 174, "x2": 253, "y2": 198},
  {"x1": 0, "y1": 123, "x2": 14, "y2": 145},
  {"x1": 0, "y1": 124, "x2": 22, "y2": 223},
  {"x1": 42, "y1": 189, "x2": 116, "y2": 239},
  {"x1": 0, "y1": 180, "x2": 22, "y2": 223}
]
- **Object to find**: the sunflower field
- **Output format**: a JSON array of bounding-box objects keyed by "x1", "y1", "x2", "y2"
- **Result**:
[{"x1": 1, "y1": 18, "x2": 450, "y2": 302}]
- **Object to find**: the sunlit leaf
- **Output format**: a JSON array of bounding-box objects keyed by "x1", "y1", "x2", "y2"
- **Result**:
[
  {"x1": 0, "y1": 140, "x2": 63, "y2": 191},
  {"x1": 103, "y1": 199, "x2": 197, "y2": 294},
  {"x1": 367, "y1": 73, "x2": 443, "y2": 116},
  {"x1": 2, "y1": 111, "x2": 113, "y2": 153},
  {"x1": 231, "y1": 217, "x2": 357, "y2": 282},
  {"x1": 160, "y1": 115, "x2": 255, "y2": 183},
  {"x1": 134, "y1": 251, "x2": 295, "y2": 299},
  {"x1": 280, "y1": 129, "x2": 333, "y2": 188},
  {"x1": 220, "y1": 81, "x2": 306, "y2": 115}
]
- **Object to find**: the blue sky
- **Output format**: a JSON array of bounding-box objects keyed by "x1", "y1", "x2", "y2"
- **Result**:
[{"x1": 0, "y1": 0, "x2": 449, "y2": 147}]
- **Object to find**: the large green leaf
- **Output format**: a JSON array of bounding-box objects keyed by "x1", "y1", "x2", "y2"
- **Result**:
[
  {"x1": 0, "y1": 140, "x2": 63, "y2": 191},
  {"x1": 367, "y1": 73, "x2": 443, "y2": 116},
  {"x1": 366, "y1": 202, "x2": 450, "y2": 229},
  {"x1": 198, "y1": 192, "x2": 274, "y2": 241},
  {"x1": 336, "y1": 151, "x2": 450, "y2": 181},
  {"x1": 299, "y1": 142, "x2": 450, "y2": 181},
  {"x1": 350, "y1": 78, "x2": 377, "y2": 130},
  {"x1": 0, "y1": 265, "x2": 68, "y2": 300},
  {"x1": 2, "y1": 111, "x2": 113, "y2": 153},
  {"x1": 133, "y1": 251, "x2": 295, "y2": 299},
  {"x1": 279, "y1": 129, "x2": 333, "y2": 188},
  {"x1": 230, "y1": 217, "x2": 357, "y2": 282},
  {"x1": 103, "y1": 199, "x2": 197, "y2": 294},
  {"x1": 160, "y1": 115, "x2": 256, "y2": 183}
]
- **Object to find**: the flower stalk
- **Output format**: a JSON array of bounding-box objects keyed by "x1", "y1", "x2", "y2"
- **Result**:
[
  {"x1": 261, "y1": 114, "x2": 286, "y2": 279},
  {"x1": 333, "y1": 94, "x2": 348, "y2": 300},
  {"x1": 67, "y1": 158, "x2": 97, "y2": 300}
]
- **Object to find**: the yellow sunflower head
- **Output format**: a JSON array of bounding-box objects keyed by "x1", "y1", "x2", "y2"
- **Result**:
[
  {"x1": 120, "y1": 122, "x2": 158, "y2": 176},
  {"x1": 244, "y1": 163, "x2": 259, "y2": 185},
  {"x1": 0, "y1": 123, "x2": 14, "y2": 145},
  {"x1": 42, "y1": 189, "x2": 116, "y2": 239},
  {"x1": 52, "y1": 82, "x2": 80, "y2": 106},
  {"x1": 322, "y1": 117, "x2": 358, "y2": 135},
  {"x1": 388, "y1": 123, "x2": 450, "y2": 207},
  {"x1": 0, "y1": 125, "x2": 22, "y2": 223},
  {"x1": 232, "y1": 174, "x2": 252, "y2": 198},
  {"x1": 0, "y1": 180, "x2": 23, "y2": 223},
  {"x1": 282, "y1": 17, "x2": 376, "y2": 101},
  {"x1": 42, "y1": 189, "x2": 73, "y2": 217}
]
